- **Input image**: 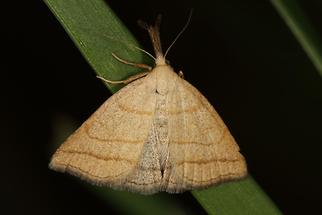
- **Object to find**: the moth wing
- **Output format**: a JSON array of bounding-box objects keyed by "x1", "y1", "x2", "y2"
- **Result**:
[
  {"x1": 166, "y1": 76, "x2": 247, "y2": 193},
  {"x1": 50, "y1": 74, "x2": 161, "y2": 193}
]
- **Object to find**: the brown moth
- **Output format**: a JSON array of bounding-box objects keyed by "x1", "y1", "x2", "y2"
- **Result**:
[{"x1": 49, "y1": 16, "x2": 247, "y2": 194}]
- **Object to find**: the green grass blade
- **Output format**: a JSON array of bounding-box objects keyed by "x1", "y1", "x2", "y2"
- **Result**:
[
  {"x1": 271, "y1": 0, "x2": 322, "y2": 77},
  {"x1": 192, "y1": 177, "x2": 282, "y2": 215},
  {"x1": 44, "y1": 0, "x2": 282, "y2": 214},
  {"x1": 43, "y1": 0, "x2": 152, "y2": 93}
]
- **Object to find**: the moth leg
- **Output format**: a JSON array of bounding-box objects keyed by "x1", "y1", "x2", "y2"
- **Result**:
[
  {"x1": 178, "y1": 70, "x2": 184, "y2": 79},
  {"x1": 112, "y1": 53, "x2": 152, "y2": 70},
  {"x1": 97, "y1": 71, "x2": 150, "y2": 85}
]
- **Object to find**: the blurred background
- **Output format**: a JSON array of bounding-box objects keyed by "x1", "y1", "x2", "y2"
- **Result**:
[{"x1": 2, "y1": 0, "x2": 322, "y2": 214}]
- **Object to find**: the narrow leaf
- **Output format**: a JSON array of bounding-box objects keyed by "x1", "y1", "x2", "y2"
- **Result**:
[
  {"x1": 192, "y1": 177, "x2": 282, "y2": 215},
  {"x1": 271, "y1": 0, "x2": 322, "y2": 77},
  {"x1": 44, "y1": 0, "x2": 152, "y2": 93}
]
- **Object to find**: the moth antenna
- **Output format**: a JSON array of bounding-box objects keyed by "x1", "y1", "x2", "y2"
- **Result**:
[
  {"x1": 134, "y1": 46, "x2": 156, "y2": 60},
  {"x1": 164, "y1": 10, "x2": 193, "y2": 58}
]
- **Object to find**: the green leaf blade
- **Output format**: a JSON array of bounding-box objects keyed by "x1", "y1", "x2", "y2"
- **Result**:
[
  {"x1": 192, "y1": 177, "x2": 282, "y2": 215},
  {"x1": 44, "y1": 0, "x2": 150, "y2": 93},
  {"x1": 271, "y1": 0, "x2": 322, "y2": 77}
]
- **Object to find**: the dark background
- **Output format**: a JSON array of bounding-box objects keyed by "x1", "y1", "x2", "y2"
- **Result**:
[{"x1": 2, "y1": 0, "x2": 322, "y2": 214}]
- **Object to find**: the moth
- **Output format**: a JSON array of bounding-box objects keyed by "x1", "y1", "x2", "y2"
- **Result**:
[{"x1": 49, "y1": 16, "x2": 247, "y2": 194}]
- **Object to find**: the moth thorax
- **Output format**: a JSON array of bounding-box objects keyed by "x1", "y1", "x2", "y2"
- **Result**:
[
  {"x1": 155, "y1": 55, "x2": 167, "y2": 66},
  {"x1": 154, "y1": 65, "x2": 173, "y2": 95}
]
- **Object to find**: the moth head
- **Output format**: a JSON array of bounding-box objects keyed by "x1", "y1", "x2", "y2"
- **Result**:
[{"x1": 138, "y1": 11, "x2": 192, "y2": 67}]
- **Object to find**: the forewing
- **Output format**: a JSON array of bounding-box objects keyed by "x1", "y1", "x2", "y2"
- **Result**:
[
  {"x1": 166, "y1": 76, "x2": 247, "y2": 193},
  {"x1": 49, "y1": 75, "x2": 158, "y2": 192}
]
